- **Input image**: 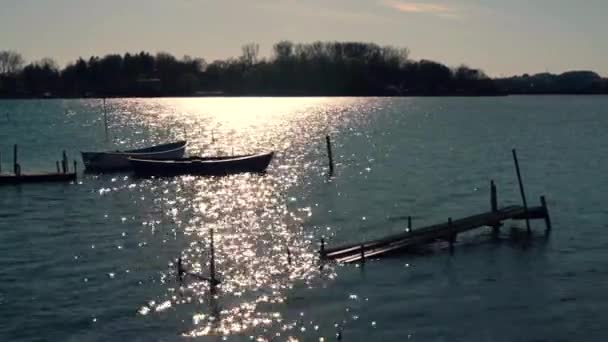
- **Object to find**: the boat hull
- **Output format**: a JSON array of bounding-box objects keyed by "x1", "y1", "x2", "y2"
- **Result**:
[
  {"x1": 129, "y1": 152, "x2": 274, "y2": 177},
  {"x1": 82, "y1": 141, "x2": 187, "y2": 172}
]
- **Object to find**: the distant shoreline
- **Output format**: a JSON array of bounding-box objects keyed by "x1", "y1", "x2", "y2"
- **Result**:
[
  {"x1": 3, "y1": 93, "x2": 608, "y2": 100},
  {"x1": 2, "y1": 42, "x2": 606, "y2": 99}
]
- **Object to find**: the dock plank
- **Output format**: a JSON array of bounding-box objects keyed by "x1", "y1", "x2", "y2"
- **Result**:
[{"x1": 0, "y1": 172, "x2": 76, "y2": 185}]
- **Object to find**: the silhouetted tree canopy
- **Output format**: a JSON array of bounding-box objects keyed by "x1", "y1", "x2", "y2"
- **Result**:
[
  {"x1": 495, "y1": 71, "x2": 607, "y2": 94},
  {"x1": 0, "y1": 43, "x2": 606, "y2": 98},
  {"x1": 0, "y1": 51, "x2": 25, "y2": 75}
]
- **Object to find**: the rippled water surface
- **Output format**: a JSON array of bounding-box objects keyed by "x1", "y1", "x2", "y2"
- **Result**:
[{"x1": 1, "y1": 96, "x2": 608, "y2": 341}]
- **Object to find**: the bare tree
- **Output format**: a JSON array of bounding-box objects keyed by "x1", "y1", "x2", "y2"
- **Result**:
[
  {"x1": 182, "y1": 55, "x2": 207, "y2": 72},
  {"x1": 241, "y1": 43, "x2": 259, "y2": 66},
  {"x1": 381, "y1": 46, "x2": 410, "y2": 67},
  {"x1": 273, "y1": 41, "x2": 294, "y2": 61},
  {"x1": 0, "y1": 50, "x2": 25, "y2": 75},
  {"x1": 37, "y1": 57, "x2": 59, "y2": 71}
]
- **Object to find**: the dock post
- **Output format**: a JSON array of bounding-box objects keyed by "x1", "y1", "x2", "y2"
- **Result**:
[
  {"x1": 360, "y1": 244, "x2": 365, "y2": 264},
  {"x1": 540, "y1": 196, "x2": 552, "y2": 232},
  {"x1": 73, "y1": 160, "x2": 77, "y2": 174},
  {"x1": 56, "y1": 161, "x2": 60, "y2": 173},
  {"x1": 448, "y1": 218, "x2": 455, "y2": 254},
  {"x1": 286, "y1": 246, "x2": 292, "y2": 266},
  {"x1": 408, "y1": 216, "x2": 412, "y2": 232},
  {"x1": 490, "y1": 180, "x2": 501, "y2": 234},
  {"x1": 103, "y1": 98, "x2": 109, "y2": 141},
  {"x1": 326, "y1": 135, "x2": 334, "y2": 177},
  {"x1": 320, "y1": 238, "x2": 326, "y2": 258},
  {"x1": 13, "y1": 144, "x2": 17, "y2": 174},
  {"x1": 209, "y1": 228, "x2": 217, "y2": 287},
  {"x1": 62, "y1": 151, "x2": 68, "y2": 173},
  {"x1": 512, "y1": 149, "x2": 531, "y2": 234},
  {"x1": 490, "y1": 180, "x2": 498, "y2": 212}
]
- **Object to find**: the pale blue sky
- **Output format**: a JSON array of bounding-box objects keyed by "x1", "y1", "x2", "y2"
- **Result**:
[{"x1": 1, "y1": 0, "x2": 606, "y2": 76}]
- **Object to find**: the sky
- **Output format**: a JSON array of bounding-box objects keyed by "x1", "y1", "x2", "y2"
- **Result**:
[{"x1": 1, "y1": 0, "x2": 607, "y2": 76}]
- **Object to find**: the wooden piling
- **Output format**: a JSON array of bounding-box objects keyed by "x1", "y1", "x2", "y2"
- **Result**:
[
  {"x1": 209, "y1": 228, "x2": 217, "y2": 286},
  {"x1": 62, "y1": 151, "x2": 68, "y2": 173},
  {"x1": 490, "y1": 180, "x2": 497, "y2": 212},
  {"x1": 490, "y1": 180, "x2": 500, "y2": 233},
  {"x1": 103, "y1": 98, "x2": 109, "y2": 141},
  {"x1": 0, "y1": 151, "x2": 2, "y2": 174},
  {"x1": 540, "y1": 196, "x2": 552, "y2": 232},
  {"x1": 286, "y1": 246, "x2": 292, "y2": 266},
  {"x1": 326, "y1": 135, "x2": 334, "y2": 176},
  {"x1": 512, "y1": 149, "x2": 531, "y2": 234},
  {"x1": 56, "y1": 161, "x2": 60, "y2": 173},
  {"x1": 13, "y1": 144, "x2": 18, "y2": 174},
  {"x1": 448, "y1": 217, "x2": 455, "y2": 254},
  {"x1": 73, "y1": 160, "x2": 77, "y2": 174},
  {"x1": 320, "y1": 238, "x2": 326, "y2": 258},
  {"x1": 408, "y1": 216, "x2": 412, "y2": 232}
]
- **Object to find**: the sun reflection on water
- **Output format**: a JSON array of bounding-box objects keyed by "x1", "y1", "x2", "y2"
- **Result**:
[
  {"x1": 136, "y1": 172, "x2": 331, "y2": 338},
  {"x1": 97, "y1": 97, "x2": 380, "y2": 338}
]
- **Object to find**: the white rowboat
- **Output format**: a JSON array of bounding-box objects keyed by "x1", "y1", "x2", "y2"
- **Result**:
[{"x1": 81, "y1": 140, "x2": 187, "y2": 171}]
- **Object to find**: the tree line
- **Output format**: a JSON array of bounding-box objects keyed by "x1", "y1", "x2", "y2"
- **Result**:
[{"x1": 0, "y1": 41, "x2": 606, "y2": 98}]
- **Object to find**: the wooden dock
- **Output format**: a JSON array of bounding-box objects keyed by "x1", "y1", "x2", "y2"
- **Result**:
[
  {"x1": 321, "y1": 201, "x2": 550, "y2": 263},
  {"x1": 319, "y1": 149, "x2": 552, "y2": 264}
]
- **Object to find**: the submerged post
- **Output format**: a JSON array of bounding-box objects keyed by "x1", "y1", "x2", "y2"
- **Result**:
[
  {"x1": 13, "y1": 144, "x2": 18, "y2": 174},
  {"x1": 103, "y1": 98, "x2": 109, "y2": 141},
  {"x1": 448, "y1": 217, "x2": 455, "y2": 254},
  {"x1": 62, "y1": 151, "x2": 68, "y2": 173},
  {"x1": 407, "y1": 216, "x2": 413, "y2": 233},
  {"x1": 512, "y1": 149, "x2": 531, "y2": 234},
  {"x1": 490, "y1": 180, "x2": 501, "y2": 234},
  {"x1": 326, "y1": 135, "x2": 334, "y2": 177},
  {"x1": 490, "y1": 180, "x2": 498, "y2": 212},
  {"x1": 286, "y1": 246, "x2": 292, "y2": 266},
  {"x1": 320, "y1": 238, "x2": 326, "y2": 258},
  {"x1": 209, "y1": 228, "x2": 217, "y2": 286},
  {"x1": 540, "y1": 196, "x2": 552, "y2": 232}
]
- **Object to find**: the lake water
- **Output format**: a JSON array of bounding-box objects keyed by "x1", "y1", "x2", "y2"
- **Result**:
[{"x1": 1, "y1": 96, "x2": 607, "y2": 341}]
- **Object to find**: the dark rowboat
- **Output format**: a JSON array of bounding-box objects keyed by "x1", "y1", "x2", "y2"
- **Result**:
[
  {"x1": 81, "y1": 140, "x2": 187, "y2": 172},
  {"x1": 129, "y1": 152, "x2": 274, "y2": 177},
  {"x1": 0, "y1": 172, "x2": 76, "y2": 185}
]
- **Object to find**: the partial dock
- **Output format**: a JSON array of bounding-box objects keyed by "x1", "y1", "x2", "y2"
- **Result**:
[
  {"x1": 322, "y1": 201, "x2": 550, "y2": 264},
  {"x1": 0, "y1": 145, "x2": 77, "y2": 186},
  {"x1": 0, "y1": 172, "x2": 76, "y2": 185},
  {"x1": 320, "y1": 149, "x2": 552, "y2": 264}
]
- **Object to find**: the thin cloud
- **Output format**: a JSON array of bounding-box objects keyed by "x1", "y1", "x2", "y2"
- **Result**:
[
  {"x1": 255, "y1": 1, "x2": 382, "y2": 24},
  {"x1": 383, "y1": 1, "x2": 460, "y2": 19}
]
